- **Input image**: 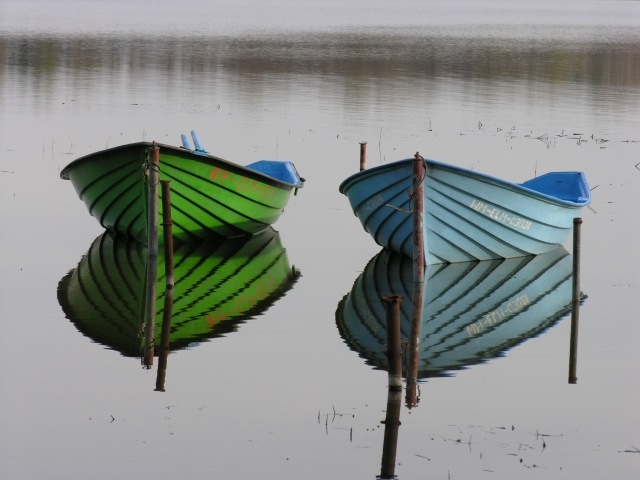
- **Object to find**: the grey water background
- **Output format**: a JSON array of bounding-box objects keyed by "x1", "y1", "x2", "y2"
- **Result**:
[{"x1": 1, "y1": 0, "x2": 639, "y2": 478}]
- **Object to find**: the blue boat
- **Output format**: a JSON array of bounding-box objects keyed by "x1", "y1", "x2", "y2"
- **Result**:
[
  {"x1": 339, "y1": 156, "x2": 591, "y2": 264},
  {"x1": 335, "y1": 246, "x2": 582, "y2": 378}
]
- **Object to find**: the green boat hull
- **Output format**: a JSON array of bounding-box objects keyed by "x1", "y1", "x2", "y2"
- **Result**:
[
  {"x1": 61, "y1": 141, "x2": 303, "y2": 244},
  {"x1": 57, "y1": 228, "x2": 300, "y2": 357}
]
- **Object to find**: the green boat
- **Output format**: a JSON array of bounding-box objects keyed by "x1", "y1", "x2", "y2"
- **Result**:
[
  {"x1": 57, "y1": 227, "x2": 300, "y2": 358},
  {"x1": 60, "y1": 132, "x2": 305, "y2": 244}
]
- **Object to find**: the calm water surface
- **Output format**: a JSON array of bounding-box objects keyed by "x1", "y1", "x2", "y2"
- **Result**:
[{"x1": 1, "y1": 1, "x2": 639, "y2": 479}]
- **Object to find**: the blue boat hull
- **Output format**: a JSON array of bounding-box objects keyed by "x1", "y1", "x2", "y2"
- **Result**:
[
  {"x1": 336, "y1": 246, "x2": 580, "y2": 378},
  {"x1": 339, "y1": 158, "x2": 591, "y2": 264}
]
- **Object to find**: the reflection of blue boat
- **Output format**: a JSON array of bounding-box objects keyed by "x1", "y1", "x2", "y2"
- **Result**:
[
  {"x1": 57, "y1": 228, "x2": 300, "y2": 357},
  {"x1": 336, "y1": 247, "x2": 582, "y2": 378},
  {"x1": 339, "y1": 157, "x2": 591, "y2": 263}
]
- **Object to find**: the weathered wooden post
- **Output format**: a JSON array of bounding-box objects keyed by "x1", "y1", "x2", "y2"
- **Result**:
[
  {"x1": 406, "y1": 285, "x2": 423, "y2": 408},
  {"x1": 569, "y1": 217, "x2": 582, "y2": 384},
  {"x1": 382, "y1": 295, "x2": 404, "y2": 391},
  {"x1": 143, "y1": 143, "x2": 160, "y2": 367},
  {"x1": 155, "y1": 180, "x2": 175, "y2": 391},
  {"x1": 379, "y1": 387, "x2": 402, "y2": 479},
  {"x1": 155, "y1": 288, "x2": 174, "y2": 392},
  {"x1": 412, "y1": 152, "x2": 425, "y2": 278},
  {"x1": 147, "y1": 143, "x2": 160, "y2": 256},
  {"x1": 379, "y1": 294, "x2": 405, "y2": 478},
  {"x1": 406, "y1": 153, "x2": 426, "y2": 406},
  {"x1": 160, "y1": 180, "x2": 174, "y2": 289},
  {"x1": 359, "y1": 142, "x2": 367, "y2": 171},
  {"x1": 571, "y1": 218, "x2": 582, "y2": 306}
]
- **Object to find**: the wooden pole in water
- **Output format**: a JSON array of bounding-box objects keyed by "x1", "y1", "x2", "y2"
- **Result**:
[
  {"x1": 160, "y1": 180, "x2": 174, "y2": 289},
  {"x1": 155, "y1": 288, "x2": 174, "y2": 392},
  {"x1": 379, "y1": 294, "x2": 405, "y2": 477},
  {"x1": 406, "y1": 152, "x2": 426, "y2": 406},
  {"x1": 359, "y1": 142, "x2": 367, "y2": 171},
  {"x1": 569, "y1": 217, "x2": 582, "y2": 384},
  {"x1": 571, "y1": 218, "x2": 582, "y2": 305},
  {"x1": 147, "y1": 143, "x2": 160, "y2": 257},
  {"x1": 406, "y1": 286, "x2": 423, "y2": 408},
  {"x1": 143, "y1": 143, "x2": 160, "y2": 367},
  {"x1": 412, "y1": 152, "x2": 425, "y2": 277},
  {"x1": 155, "y1": 180, "x2": 175, "y2": 391},
  {"x1": 379, "y1": 387, "x2": 402, "y2": 479},
  {"x1": 382, "y1": 295, "x2": 404, "y2": 391}
]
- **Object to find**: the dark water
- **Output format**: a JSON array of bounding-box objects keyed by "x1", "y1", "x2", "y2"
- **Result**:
[{"x1": 1, "y1": 1, "x2": 639, "y2": 478}]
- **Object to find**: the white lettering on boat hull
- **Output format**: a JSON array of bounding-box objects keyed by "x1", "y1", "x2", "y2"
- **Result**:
[
  {"x1": 469, "y1": 199, "x2": 532, "y2": 231},
  {"x1": 466, "y1": 294, "x2": 531, "y2": 337}
]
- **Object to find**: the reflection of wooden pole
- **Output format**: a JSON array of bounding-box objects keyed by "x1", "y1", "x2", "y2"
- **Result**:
[
  {"x1": 406, "y1": 283, "x2": 423, "y2": 408},
  {"x1": 155, "y1": 288, "x2": 174, "y2": 391},
  {"x1": 379, "y1": 388, "x2": 402, "y2": 479},
  {"x1": 382, "y1": 295, "x2": 404, "y2": 391},
  {"x1": 569, "y1": 218, "x2": 582, "y2": 384},
  {"x1": 359, "y1": 142, "x2": 367, "y2": 171},
  {"x1": 155, "y1": 180, "x2": 175, "y2": 391},
  {"x1": 143, "y1": 143, "x2": 160, "y2": 367}
]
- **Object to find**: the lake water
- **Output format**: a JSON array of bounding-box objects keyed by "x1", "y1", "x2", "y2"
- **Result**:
[{"x1": 1, "y1": 1, "x2": 639, "y2": 479}]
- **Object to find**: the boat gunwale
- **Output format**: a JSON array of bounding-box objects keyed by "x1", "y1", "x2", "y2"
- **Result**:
[
  {"x1": 60, "y1": 141, "x2": 304, "y2": 189},
  {"x1": 339, "y1": 157, "x2": 591, "y2": 208}
]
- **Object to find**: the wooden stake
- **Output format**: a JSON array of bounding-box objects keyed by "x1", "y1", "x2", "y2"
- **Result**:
[
  {"x1": 569, "y1": 217, "x2": 582, "y2": 384},
  {"x1": 379, "y1": 388, "x2": 402, "y2": 479},
  {"x1": 571, "y1": 218, "x2": 582, "y2": 304},
  {"x1": 143, "y1": 143, "x2": 160, "y2": 367},
  {"x1": 155, "y1": 180, "x2": 175, "y2": 391},
  {"x1": 405, "y1": 153, "x2": 426, "y2": 405},
  {"x1": 155, "y1": 287, "x2": 174, "y2": 392},
  {"x1": 382, "y1": 294, "x2": 404, "y2": 391},
  {"x1": 160, "y1": 180, "x2": 174, "y2": 289},
  {"x1": 406, "y1": 283, "x2": 423, "y2": 408},
  {"x1": 412, "y1": 152, "x2": 425, "y2": 278},
  {"x1": 359, "y1": 142, "x2": 367, "y2": 171},
  {"x1": 147, "y1": 143, "x2": 160, "y2": 256}
]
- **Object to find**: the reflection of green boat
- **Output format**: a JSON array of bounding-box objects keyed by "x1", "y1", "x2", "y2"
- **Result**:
[
  {"x1": 60, "y1": 132, "x2": 304, "y2": 244},
  {"x1": 336, "y1": 247, "x2": 582, "y2": 378},
  {"x1": 57, "y1": 228, "x2": 300, "y2": 357}
]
